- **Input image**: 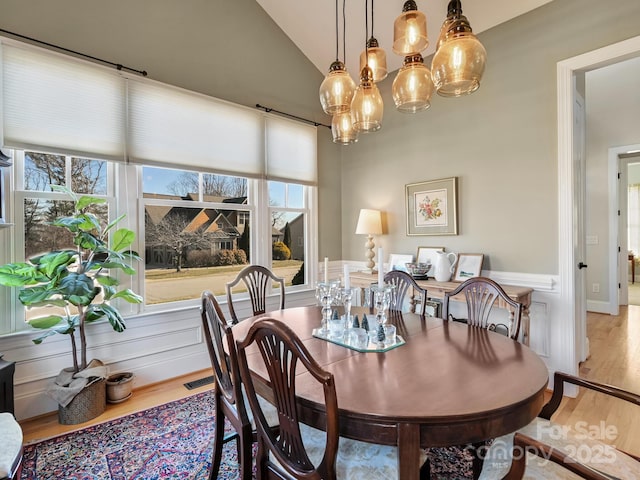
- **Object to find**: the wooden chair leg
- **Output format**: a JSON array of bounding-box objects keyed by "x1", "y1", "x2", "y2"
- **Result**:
[
  {"x1": 238, "y1": 425, "x2": 254, "y2": 480},
  {"x1": 209, "y1": 400, "x2": 225, "y2": 480}
]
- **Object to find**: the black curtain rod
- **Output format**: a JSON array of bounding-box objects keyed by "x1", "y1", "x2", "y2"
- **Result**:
[
  {"x1": 0, "y1": 28, "x2": 148, "y2": 77},
  {"x1": 256, "y1": 104, "x2": 330, "y2": 129}
]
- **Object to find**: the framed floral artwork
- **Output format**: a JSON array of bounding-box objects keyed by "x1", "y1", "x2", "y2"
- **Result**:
[{"x1": 406, "y1": 177, "x2": 458, "y2": 236}]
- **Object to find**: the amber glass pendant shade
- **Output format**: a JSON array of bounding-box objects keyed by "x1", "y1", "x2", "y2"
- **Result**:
[
  {"x1": 319, "y1": 60, "x2": 357, "y2": 115},
  {"x1": 351, "y1": 66, "x2": 383, "y2": 133},
  {"x1": 431, "y1": 0, "x2": 486, "y2": 97},
  {"x1": 392, "y1": 54, "x2": 434, "y2": 113},
  {"x1": 359, "y1": 37, "x2": 388, "y2": 83},
  {"x1": 392, "y1": 0, "x2": 428, "y2": 56},
  {"x1": 331, "y1": 110, "x2": 359, "y2": 145}
]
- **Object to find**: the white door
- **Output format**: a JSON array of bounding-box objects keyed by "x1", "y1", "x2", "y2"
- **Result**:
[{"x1": 573, "y1": 87, "x2": 588, "y2": 363}]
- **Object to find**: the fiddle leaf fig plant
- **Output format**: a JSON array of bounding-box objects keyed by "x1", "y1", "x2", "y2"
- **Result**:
[{"x1": 0, "y1": 186, "x2": 142, "y2": 373}]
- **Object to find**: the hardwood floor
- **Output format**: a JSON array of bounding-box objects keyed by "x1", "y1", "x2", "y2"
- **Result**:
[
  {"x1": 19, "y1": 307, "x2": 640, "y2": 458},
  {"x1": 20, "y1": 369, "x2": 214, "y2": 443}
]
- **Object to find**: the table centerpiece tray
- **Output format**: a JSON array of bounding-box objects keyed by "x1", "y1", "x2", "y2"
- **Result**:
[{"x1": 312, "y1": 328, "x2": 405, "y2": 353}]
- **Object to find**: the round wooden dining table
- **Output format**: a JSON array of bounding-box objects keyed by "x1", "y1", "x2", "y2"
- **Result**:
[{"x1": 232, "y1": 306, "x2": 549, "y2": 480}]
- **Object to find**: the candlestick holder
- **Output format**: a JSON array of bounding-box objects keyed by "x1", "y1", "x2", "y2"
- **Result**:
[
  {"x1": 370, "y1": 284, "x2": 395, "y2": 327},
  {"x1": 315, "y1": 280, "x2": 341, "y2": 334},
  {"x1": 340, "y1": 287, "x2": 355, "y2": 325}
]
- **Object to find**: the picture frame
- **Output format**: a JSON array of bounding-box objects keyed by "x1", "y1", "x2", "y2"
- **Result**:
[
  {"x1": 388, "y1": 253, "x2": 414, "y2": 273},
  {"x1": 423, "y1": 299, "x2": 442, "y2": 318},
  {"x1": 453, "y1": 253, "x2": 484, "y2": 282},
  {"x1": 406, "y1": 177, "x2": 458, "y2": 236},
  {"x1": 416, "y1": 246, "x2": 445, "y2": 277}
]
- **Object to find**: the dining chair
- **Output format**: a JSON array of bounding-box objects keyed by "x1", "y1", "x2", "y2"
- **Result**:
[
  {"x1": 235, "y1": 317, "x2": 429, "y2": 480},
  {"x1": 226, "y1": 265, "x2": 286, "y2": 324},
  {"x1": 442, "y1": 276, "x2": 523, "y2": 341},
  {"x1": 480, "y1": 372, "x2": 640, "y2": 479},
  {"x1": 200, "y1": 291, "x2": 278, "y2": 480},
  {"x1": 384, "y1": 270, "x2": 429, "y2": 316}
]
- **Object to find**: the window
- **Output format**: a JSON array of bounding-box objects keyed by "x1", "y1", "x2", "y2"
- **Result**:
[
  {"x1": 0, "y1": 38, "x2": 317, "y2": 335},
  {"x1": 269, "y1": 181, "x2": 307, "y2": 287},
  {"x1": 2, "y1": 154, "x2": 315, "y2": 333}
]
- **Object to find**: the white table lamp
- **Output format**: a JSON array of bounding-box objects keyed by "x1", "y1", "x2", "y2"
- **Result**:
[{"x1": 355, "y1": 208, "x2": 383, "y2": 273}]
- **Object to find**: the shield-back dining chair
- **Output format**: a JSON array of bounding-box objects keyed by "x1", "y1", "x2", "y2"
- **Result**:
[
  {"x1": 384, "y1": 270, "x2": 429, "y2": 316},
  {"x1": 480, "y1": 372, "x2": 640, "y2": 479},
  {"x1": 438, "y1": 277, "x2": 524, "y2": 478},
  {"x1": 235, "y1": 317, "x2": 429, "y2": 480},
  {"x1": 226, "y1": 265, "x2": 285, "y2": 324},
  {"x1": 442, "y1": 276, "x2": 523, "y2": 340},
  {"x1": 200, "y1": 290, "x2": 278, "y2": 480}
]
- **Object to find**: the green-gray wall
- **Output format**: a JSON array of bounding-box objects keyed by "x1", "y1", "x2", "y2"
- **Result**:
[{"x1": 341, "y1": 0, "x2": 640, "y2": 275}]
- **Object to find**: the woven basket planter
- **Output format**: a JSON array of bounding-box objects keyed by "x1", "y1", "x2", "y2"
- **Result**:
[{"x1": 58, "y1": 378, "x2": 106, "y2": 425}]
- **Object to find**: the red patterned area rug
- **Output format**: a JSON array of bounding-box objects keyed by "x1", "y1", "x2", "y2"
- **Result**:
[
  {"x1": 20, "y1": 390, "x2": 242, "y2": 480},
  {"x1": 20, "y1": 389, "x2": 472, "y2": 479}
]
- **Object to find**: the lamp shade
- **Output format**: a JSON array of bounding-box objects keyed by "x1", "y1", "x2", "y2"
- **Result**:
[
  {"x1": 431, "y1": 0, "x2": 486, "y2": 97},
  {"x1": 355, "y1": 208, "x2": 383, "y2": 235},
  {"x1": 319, "y1": 60, "x2": 357, "y2": 115},
  {"x1": 351, "y1": 66, "x2": 383, "y2": 133},
  {"x1": 359, "y1": 37, "x2": 388, "y2": 83},
  {"x1": 392, "y1": 0, "x2": 429, "y2": 56},
  {"x1": 331, "y1": 110, "x2": 359, "y2": 145},
  {"x1": 392, "y1": 54, "x2": 434, "y2": 113}
]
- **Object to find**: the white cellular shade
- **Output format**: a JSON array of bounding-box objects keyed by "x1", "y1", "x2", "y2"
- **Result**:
[
  {"x1": 1, "y1": 42, "x2": 126, "y2": 160},
  {"x1": 265, "y1": 116, "x2": 317, "y2": 185},
  {"x1": 127, "y1": 79, "x2": 263, "y2": 177}
]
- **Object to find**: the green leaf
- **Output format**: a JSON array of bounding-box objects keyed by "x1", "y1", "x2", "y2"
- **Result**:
[
  {"x1": 76, "y1": 213, "x2": 102, "y2": 232},
  {"x1": 25, "y1": 299, "x2": 68, "y2": 308},
  {"x1": 76, "y1": 195, "x2": 106, "y2": 211},
  {"x1": 50, "y1": 185, "x2": 76, "y2": 201},
  {"x1": 51, "y1": 216, "x2": 87, "y2": 232},
  {"x1": 100, "y1": 261, "x2": 136, "y2": 275},
  {"x1": 67, "y1": 286, "x2": 101, "y2": 306},
  {"x1": 111, "y1": 288, "x2": 143, "y2": 304},
  {"x1": 92, "y1": 304, "x2": 126, "y2": 332},
  {"x1": 19, "y1": 286, "x2": 61, "y2": 305},
  {"x1": 104, "y1": 214, "x2": 126, "y2": 234},
  {"x1": 111, "y1": 228, "x2": 135, "y2": 252},
  {"x1": 75, "y1": 232, "x2": 102, "y2": 251},
  {"x1": 59, "y1": 273, "x2": 95, "y2": 296},
  {"x1": 96, "y1": 275, "x2": 119, "y2": 286},
  {"x1": 0, "y1": 262, "x2": 49, "y2": 285},
  {"x1": 102, "y1": 285, "x2": 116, "y2": 300},
  {"x1": 27, "y1": 315, "x2": 65, "y2": 330},
  {"x1": 38, "y1": 251, "x2": 76, "y2": 278}
]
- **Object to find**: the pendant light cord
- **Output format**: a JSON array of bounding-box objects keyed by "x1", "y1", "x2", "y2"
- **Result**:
[
  {"x1": 371, "y1": 0, "x2": 375, "y2": 38},
  {"x1": 334, "y1": 0, "x2": 339, "y2": 61},
  {"x1": 364, "y1": 0, "x2": 369, "y2": 63},
  {"x1": 0, "y1": 27, "x2": 147, "y2": 76},
  {"x1": 342, "y1": 0, "x2": 347, "y2": 63}
]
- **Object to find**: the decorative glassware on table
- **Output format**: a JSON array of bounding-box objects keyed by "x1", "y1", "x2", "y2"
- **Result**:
[
  {"x1": 315, "y1": 280, "x2": 341, "y2": 334},
  {"x1": 340, "y1": 287, "x2": 356, "y2": 326},
  {"x1": 370, "y1": 284, "x2": 396, "y2": 344}
]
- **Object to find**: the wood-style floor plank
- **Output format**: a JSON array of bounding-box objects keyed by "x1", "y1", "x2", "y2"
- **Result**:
[
  {"x1": 19, "y1": 307, "x2": 640, "y2": 459},
  {"x1": 20, "y1": 369, "x2": 214, "y2": 443}
]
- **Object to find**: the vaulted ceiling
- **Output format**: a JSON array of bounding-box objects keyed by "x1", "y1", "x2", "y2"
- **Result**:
[{"x1": 256, "y1": 0, "x2": 553, "y2": 77}]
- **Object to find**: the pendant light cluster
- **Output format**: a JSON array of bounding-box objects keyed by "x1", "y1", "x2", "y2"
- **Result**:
[{"x1": 320, "y1": 0, "x2": 486, "y2": 144}]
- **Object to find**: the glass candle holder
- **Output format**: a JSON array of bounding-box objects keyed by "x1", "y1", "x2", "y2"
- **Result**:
[
  {"x1": 316, "y1": 280, "x2": 341, "y2": 333},
  {"x1": 370, "y1": 284, "x2": 395, "y2": 327}
]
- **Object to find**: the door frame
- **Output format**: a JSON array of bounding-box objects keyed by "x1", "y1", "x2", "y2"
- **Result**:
[{"x1": 558, "y1": 35, "x2": 640, "y2": 371}]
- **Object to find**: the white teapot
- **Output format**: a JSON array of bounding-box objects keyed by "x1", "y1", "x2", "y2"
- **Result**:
[{"x1": 434, "y1": 251, "x2": 458, "y2": 282}]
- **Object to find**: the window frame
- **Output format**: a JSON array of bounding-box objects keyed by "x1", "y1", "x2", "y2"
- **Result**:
[{"x1": 1, "y1": 151, "x2": 317, "y2": 335}]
